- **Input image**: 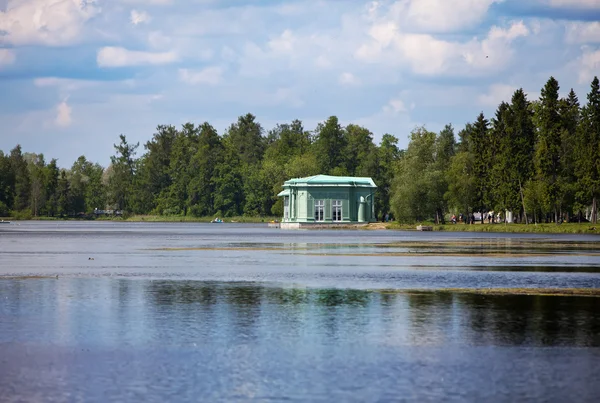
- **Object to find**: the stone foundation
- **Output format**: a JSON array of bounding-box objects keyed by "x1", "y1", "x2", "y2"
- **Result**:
[{"x1": 279, "y1": 222, "x2": 370, "y2": 230}]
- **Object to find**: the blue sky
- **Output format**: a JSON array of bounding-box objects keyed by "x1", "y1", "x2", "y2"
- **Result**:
[{"x1": 1, "y1": 0, "x2": 599, "y2": 167}]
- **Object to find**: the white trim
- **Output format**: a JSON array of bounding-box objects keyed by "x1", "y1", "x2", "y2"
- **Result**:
[
  {"x1": 332, "y1": 200, "x2": 342, "y2": 221},
  {"x1": 314, "y1": 199, "x2": 324, "y2": 222}
]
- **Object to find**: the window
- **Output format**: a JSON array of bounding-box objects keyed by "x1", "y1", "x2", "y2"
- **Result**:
[
  {"x1": 314, "y1": 200, "x2": 324, "y2": 221},
  {"x1": 283, "y1": 197, "x2": 289, "y2": 220},
  {"x1": 333, "y1": 200, "x2": 342, "y2": 221}
]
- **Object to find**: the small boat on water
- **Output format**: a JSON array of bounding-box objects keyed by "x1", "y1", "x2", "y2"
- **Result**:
[
  {"x1": 211, "y1": 217, "x2": 223, "y2": 223},
  {"x1": 0, "y1": 220, "x2": 11, "y2": 224}
]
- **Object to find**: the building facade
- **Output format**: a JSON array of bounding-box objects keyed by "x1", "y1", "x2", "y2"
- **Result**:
[{"x1": 277, "y1": 175, "x2": 377, "y2": 229}]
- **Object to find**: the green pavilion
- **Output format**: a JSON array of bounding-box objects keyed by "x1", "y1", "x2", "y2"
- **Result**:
[{"x1": 277, "y1": 175, "x2": 377, "y2": 229}]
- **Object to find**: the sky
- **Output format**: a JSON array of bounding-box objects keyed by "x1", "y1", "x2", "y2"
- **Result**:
[{"x1": 0, "y1": 0, "x2": 599, "y2": 168}]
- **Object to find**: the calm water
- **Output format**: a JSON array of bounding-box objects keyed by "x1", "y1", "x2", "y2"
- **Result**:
[{"x1": 1, "y1": 221, "x2": 600, "y2": 402}]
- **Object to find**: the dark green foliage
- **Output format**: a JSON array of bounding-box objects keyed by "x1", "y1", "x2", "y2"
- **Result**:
[
  {"x1": 0, "y1": 150, "x2": 13, "y2": 212},
  {"x1": 505, "y1": 89, "x2": 536, "y2": 219},
  {"x1": 57, "y1": 170, "x2": 71, "y2": 217},
  {"x1": 391, "y1": 127, "x2": 438, "y2": 222},
  {"x1": 489, "y1": 102, "x2": 511, "y2": 212},
  {"x1": 44, "y1": 159, "x2": 59, "y2": 216},
  {"x1": 373, "y1": 134, "x2": 399, "y2": 218},
  {"x1": 575, "y1": 77, "x2": 600, "y2": 223},
  {"x1": 9, "y1": 145, "x2": 30, "y2": 212},
  {"x1": 535, "y1": 77, "x2": 562, "y2": 221},
  {"x1": 313, "y1": 116, "x2": 347, "y2": 175},
  {"x1": 226, "y1": 113, "x2": 265, "y2": 166},
  {"x1": 187, "y1": 123, "x2": 223, "y2": 217},
  {"x1": 470, "y1": 113, "x2": 491, "y2": 216},
  {"x1": 107, "y1": 134, "x2": 139, "y2": 211},
  {"x1": 28, "y1": 153, "x2": 46, "y2": 217}
]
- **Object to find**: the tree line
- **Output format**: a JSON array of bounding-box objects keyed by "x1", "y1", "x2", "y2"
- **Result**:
[
  {"x1": 393, "y1": 76, "x2": 600, "y2": 224},
  {"x1": 0, "y1": 116, "x2": 399, "y2": 219},
  {"x1": 0, "y1": 75, "x2": 598, "y2": 224}
]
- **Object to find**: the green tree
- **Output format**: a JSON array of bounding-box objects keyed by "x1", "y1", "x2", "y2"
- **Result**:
[
  {"x1": 557, "y1": 89, "x2": 580, "y2": 220},
  {"x1": 213, "y1": 140, "x2": 244, "y2": 216},
  {"x1": 138, "y1": 125, "x2": 178, "y2": 212},
  {"x1": 431, "y1": 124, "x2": 456, "y2": 222},
  {"x1": 470, "y1": 113, "x2": 492, "y2": 220},
  {"x1": 264, "y1": 120, "x2": 311, "y2": 164},
  {"x1": 9, "y1": 145, "x2": 30, "y2": 212},
  {"x1": 489, "y1": 102, "x2": 511, "y2": 213},
  {"x1": 374, "y1": 134, "x2": 400, "y2": 219},
  {"x1": 0, "y1": 151, "x2": 14, "y2": 215},
  {"x1": 390, "y1": 126, "x2": 437, "y2": 222},
  {"x1": 44, "y1": 159, "x2": 59, "y2": 216},
  {"x1": 156, "y1": 123, "x2": 199, "y2": 215},
  {"x1": 445, "y1": 150, "x2": 475, "y2": 218},
  {"x1": 187, "y1": 123, "x2": 223, "y2": 216},
  {"x1": 504, "y1": 89, "x2": 536, "y2": 222},
  {"x1": 285, "y1": 153, "x2": 319, "y2": 179},
  {"x1": 534, "y1": 77, "x2": 562, "y2": 222},
  {"x1": 344, "y1": 124, "x2": 376, "y2": 177},
  {"x1": 28, "y1": 153, "x2": 47, "y2": 217},
  {"x1": 85, "y1": 163, "x2": 106, "y2": 212},
  {"x1": 575, "y1": 76, "x2": 600, "y2": 223},
  {"x1": 226, "y1": 113, "x2": 265, "y2": 166},
  {"x1": 107, "y1": 134, "x2": 139, "y2": 212},
  {"x1": 313, "y1": 116, "x2": 347, "y2": 174},
  {"x1": 57, "y1": 170, "x2": 71, "y2": 217},
  {"x1": 70, "y1": 156, "x2": 94, "y2": 213}
]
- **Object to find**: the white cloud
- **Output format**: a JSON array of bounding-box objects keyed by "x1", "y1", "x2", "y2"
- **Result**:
[
  {"x1": 478, "y1": 84, "x2": 517, "y2": 107},
  {"x1": 178, "y1": 66, "x2": 223, "y2": 85},
  {"x1": 272, "y1": 87, "x2": 304, "y2": 108},
  {"x1": 0, "y1": 0, "x2": 99, "y2": 46},
  {"x1": 121, "y1": 0, "x2": 173, "y2": 4},
  {"x1": 487, "y1": 21, "x2": 529, "y2": 41},
  {"x1": 268, "y1": 29, "x2": 296, "y2": 53},
  {"x1": 0, "y1": 49, "x2": 16, "y2": 67},
  {"x1": 383, "y1": 98, "x2": 407, "y2": 114},
  {"x1": 315, "y1": 55, "x2": 332, "y2": 69},
  {"x1": 97, "y1": 47, "x2": 177, "y2": 67},
  {"x1": 356, "y1": 20, "x2": 529, "y2": 76},
  {"x1": 404, "y1": 0, "x2": 504, "y2": 32},
  {"x1": 55, "y1": 99, "x2": 72, "y2": 127},
  {"x1": 565, "y1": 22, "x2": 600, "y2": 44},
  {"x1": 130, "y1": 10, "x2": 150, "y2": 25},
  {"x1": 34, "y1": 76, "x2": 137, "y2": 95},
  {"x1": 339, "y1": 72, "x2": 360, "y2": 86},
  {"x1": 547, "y1": 0, "x2": 600, "y2": 8},
  {"x1": 578, "y1": 47, "x2": 600, "y2": 84},
  {"x1": 147, "y1": 31, "x2": 172, "y2": 49}
]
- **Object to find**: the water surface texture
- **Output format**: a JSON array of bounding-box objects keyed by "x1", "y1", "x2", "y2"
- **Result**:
[{"x1": 1, "y1": 222, "x2": 600, "y2": 402}]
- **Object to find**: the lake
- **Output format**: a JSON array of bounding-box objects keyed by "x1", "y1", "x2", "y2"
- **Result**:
[{"x1": 1, "y1": 221, "x2": 600, "y2": 402}]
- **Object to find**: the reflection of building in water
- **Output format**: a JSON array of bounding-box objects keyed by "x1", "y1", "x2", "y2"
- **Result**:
[{"x1": 277, "y1": 175, "x2": 377, "y2": 229}]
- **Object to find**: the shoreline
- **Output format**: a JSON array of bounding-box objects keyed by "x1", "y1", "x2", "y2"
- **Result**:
[{"x1": 2, "y1": 216, "x2": 600, "y2": 235}]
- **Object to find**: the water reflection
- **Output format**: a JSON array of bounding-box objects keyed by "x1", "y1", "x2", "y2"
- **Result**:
[
  {"x1": 1, "y1": 279, "x2": 600, "y2": 402},
  {"x1": 3, "y1": 279, "x2": 598, "y2": 348}
]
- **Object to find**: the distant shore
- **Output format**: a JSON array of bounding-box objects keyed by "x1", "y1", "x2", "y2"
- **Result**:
[
  {"x1": 378, "y1": 288, "x2": 600, "y2": 297},
  {"x1": 382, "y1": 221, "x2": 600, "y2": 235},
  {"x1": 2, "y1": 215, "x2": 600, "y2": 234},
  {"x1": 0, "y1": 215, "x2": 279, "y2": 224}
]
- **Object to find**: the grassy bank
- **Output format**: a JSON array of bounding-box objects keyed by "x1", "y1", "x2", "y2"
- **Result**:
[
  {"x1": 3, "y1": 215, "x2": 600, "y2": 234},
  {"x1": 121, "y1": 215, "x2": 279, "y2": 223},
  {"x1": 378, "y1": 288, "x2": 600, "y2": 297},
  {"x1": 385, "y1": 221, "x2": 600, "y2": 234},
  {"x1": 1, "y1": 214, "x2": 279, "y2": 223}
]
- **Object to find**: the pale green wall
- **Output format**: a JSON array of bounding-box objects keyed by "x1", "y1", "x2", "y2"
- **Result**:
[{"x1": 284, "y1": 186, "x2": 375, "y2": 223}]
